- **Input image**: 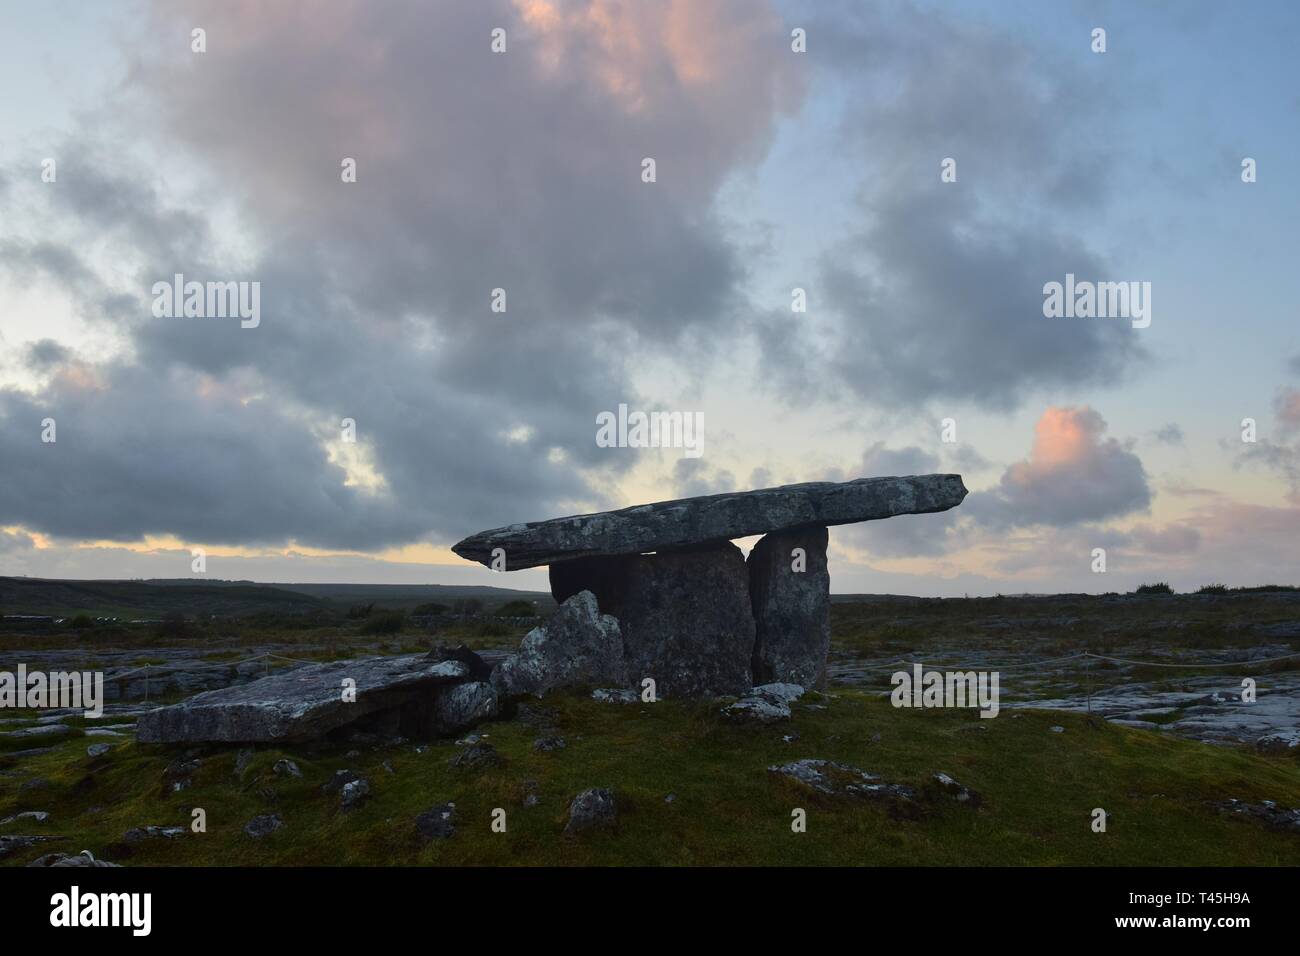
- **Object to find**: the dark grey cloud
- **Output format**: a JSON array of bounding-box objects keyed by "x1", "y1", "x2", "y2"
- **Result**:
[
  {"x1": 769, "y1": 0, "x2": 1146, "y2": 411},
  {"x1": 0, "y1": 0, "x2": 800, "y2": 550}
]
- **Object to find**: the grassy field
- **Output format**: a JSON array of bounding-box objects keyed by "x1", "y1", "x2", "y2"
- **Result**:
[
  {"x1": 3, "y1": 689, "x2": 1298, "y2": 866},
  {"x1": 3, "y1": 590, "x2": 1299, "y2": 866}
]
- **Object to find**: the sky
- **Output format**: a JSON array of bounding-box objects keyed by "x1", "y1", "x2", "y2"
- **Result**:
[{"x1": 0, "y1": 0, "x2": 1298, "y2": 595}]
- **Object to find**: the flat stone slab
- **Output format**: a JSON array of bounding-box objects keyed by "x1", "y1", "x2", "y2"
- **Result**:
[
  {"x1": 135, "y1": 655, "x2": 468, "y2": 744},
  {"x1": 452, "y1": 474, "x2": 967, "y2": 570}
]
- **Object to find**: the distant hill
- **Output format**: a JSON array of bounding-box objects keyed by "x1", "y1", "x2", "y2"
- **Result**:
[
  {"x1": 0, "y1": 576, "x2": 554, "y2": 618},
  {"x1": 244, "y1": 582, "x2": 555, "y2": 610},
  {"x1": 0, "y1": 577, "x2": 327, "y2": 619}
]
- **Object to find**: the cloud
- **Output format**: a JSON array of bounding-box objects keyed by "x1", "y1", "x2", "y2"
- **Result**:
[
  {"x1": 968, "y1": 406, "x2": 1151, "y2": 528},
  {"x1": 1152, "y1": 422, "x2": 1184, "y2": 445},
  {"x1": 0, "y1": 0, "x2": 801, "y2": 551},
  {"x1": 765, "y1": 0, "x2": 1146, "y2": 411}
]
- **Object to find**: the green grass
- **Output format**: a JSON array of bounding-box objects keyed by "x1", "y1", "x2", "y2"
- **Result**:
[{"x1": 3, "y1": 691, "x2": 1298, "y2": 866}]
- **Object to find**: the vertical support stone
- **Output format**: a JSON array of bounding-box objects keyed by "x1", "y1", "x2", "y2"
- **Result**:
[
  {"x1": 747, "y1": 526, "x2": 830, "y2": 688},
  {"x1": 549, "y1": 542, "x2": 755, "y2": 697}
]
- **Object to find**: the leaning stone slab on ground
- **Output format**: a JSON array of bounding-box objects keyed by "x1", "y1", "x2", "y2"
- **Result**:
[
  {"x1": 135, "y1": 655, "x2": 472, "y2": 744},
  {"x1": 452, "y1": 475, "x2": 968, "y2": 570},
  {"x1": 748, "y1": 526, "x2": 830, "y2": 688}
]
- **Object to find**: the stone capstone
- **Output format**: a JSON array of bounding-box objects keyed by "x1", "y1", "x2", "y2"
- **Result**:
[{"x1": 454, "y1": 474, "x2": 968, "y2": 569}]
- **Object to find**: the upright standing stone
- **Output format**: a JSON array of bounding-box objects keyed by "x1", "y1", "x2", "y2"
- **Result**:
[
  {"x1": 550, "y1": 542, "x2": 755, "y2": 697},
  {"x1": 747, "y1": 527, "x2": 830, "y2": 688}
]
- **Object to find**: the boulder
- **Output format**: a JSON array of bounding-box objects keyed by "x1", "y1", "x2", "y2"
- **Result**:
[
  {"x1": 552, "y1": 542, "x2": 755, "y2": 697},
  {"x1": 135, "y1": 655, "x2": 470, "y2": 744},
  {"x1": 748, "y1": 527, "x2": 831, "y2": 688},
  {"x1": 425, "y1": 644, "x2": 494, "y2": 683},
  {"x1": 27, "y1": 851, "x2": 120, "y2": 868},
  {"x1": 565, "y1": 788, "x2": 616, "y2": 834},
  {"x1": 453, "y1": 474, "x2": 968, "y2": 569},
  {"x1": 416, "y1": 804, "x2": 456, "y2": 841},
  {"x1": 244, "y1": 814, "x2": 283, "y2": 838},
  {"x1": 432, "y1": 681, "x2": 499, "y2": 733},
  {"x1": 768, "y1": 759, "x2": 917, "y2": 803},
  {"x1": 493, "y1": 591, "x2": 625, "y2": 698}
]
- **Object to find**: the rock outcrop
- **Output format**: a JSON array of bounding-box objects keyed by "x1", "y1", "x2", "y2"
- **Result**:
[
  {"x1": 492, "y1": 591, "x2": 624, "y2": 698},
  {"x1": 453, "y1": 474, "x2": 968, "y2": 569},
  {"x1": 136, "y1": 655, "x2": 477, "y2": 744}
]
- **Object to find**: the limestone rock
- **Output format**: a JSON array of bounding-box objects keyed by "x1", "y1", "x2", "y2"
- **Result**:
[
  {"x1": 27, "y1": 851, "x2": 120, "y2": 868},
  {"x1": 454, "y1": 474, "x2": 968, "y2": 569},
  {"x1": 592, "y1": 688, "x2": 638, "y2": 704},
  {"x1": 748, "y1": 527, "x2": 831, "y2": 688},
  {"x1": 553, "y1": 542, "x2": 755, "y2": 697},
  {"x1": 768, "y1": 759, "x2": 917, "y2": 803},
  {"x1": 565, "y1": 788, "x2": 616, "y2": 834},
  {"x1": 135, "y1": 655, "x2": 469, "y2": 744},
  {"x1": 492, "y1": 592, "x2": 624, "y2": 698},
  {"x1": 721, "y1": 695, "x2": 790, "y2": 723},
  {"x1": 339, "y1": 778, "x2": 370, "y2": 812},
  {"x1": 244, "y1": 814, "x2": 283, "y2": 838},
  {"x1": 432, "y1": 681, "x2": 499, "y2": 733},
  {"x1": 416, "y1": 804, "x2": 456, "y2": 841}
]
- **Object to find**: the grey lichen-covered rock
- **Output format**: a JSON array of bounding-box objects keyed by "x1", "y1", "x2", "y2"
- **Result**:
[
  {"x1": 453, "y1": 474, "x2": 968, "y2": 569},
  {"x1": 339, "y1": 778, "x2": 370, "y2": 811},
  {"x1": 124, "y1": 825, "x2": 185, "y2": 842},
  {"x1": 929, "y1": 772, "x2": 983, "y2": 808},
  {"x1": 244, "y1": 814, "x2": 284, "y2": 839},
  {"x1": 565, "y1": 788, "x2": 617, "y2": 834},
  {"x1": 135, "y1": 655, "x2": 469, "y2": 744},
  {"x1": 0, "y1": 811, "x2": 50, "y2": 825},
  {"x1": 492, "y1": 592, "x2": 624, "y2": 698},
  {"x1": 450, "y1": 741, "x2": 503, "y2": 771},
  {"x1": 416, "y1": 803, "x2": 456, "y2": 841},
  {"x1": 1211, "y1": 798, "x2": 1300, "y2": 833},
  {"x1": 721, "y1": 695, "x2": 790, "y2": 723},
  {"x1": 553, "y1": 542, "x2": 756, "y2": 697},
  {"x1": 768, "y1": 759, "x2": 918, "y2": 803},
  {"x1": 748, "y1": 527, "x2": 831, "y2": 688},
  {"x1": 27, "y1": 851, "x2": 120, "y2": 868},
  {"x1": 592, "y1": 688, "x2": 638, "y2": 704},
  {"x1": 432, "y1": 681, "x2": 499, "y2": 732},
  {"x1": 752, "y1": 682, "x2": 806, "y2": 704}
]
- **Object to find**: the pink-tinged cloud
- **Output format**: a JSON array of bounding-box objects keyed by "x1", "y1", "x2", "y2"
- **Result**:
[{"x1": 969, "y1": 405, "x2": 1151, "y2": 527}]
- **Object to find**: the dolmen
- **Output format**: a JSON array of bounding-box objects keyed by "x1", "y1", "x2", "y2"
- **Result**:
[
  {"x1": 134, "y1": 475, "x2": 966, "y2": 745},
  {"x1": 454, "y1": 475, "x2": 967, "y2": 698}
]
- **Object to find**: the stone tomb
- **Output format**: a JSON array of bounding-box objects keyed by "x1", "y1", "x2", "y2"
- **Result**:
[{"x1": 455, "y1": 475, "x2": 967, "y2": 696}]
